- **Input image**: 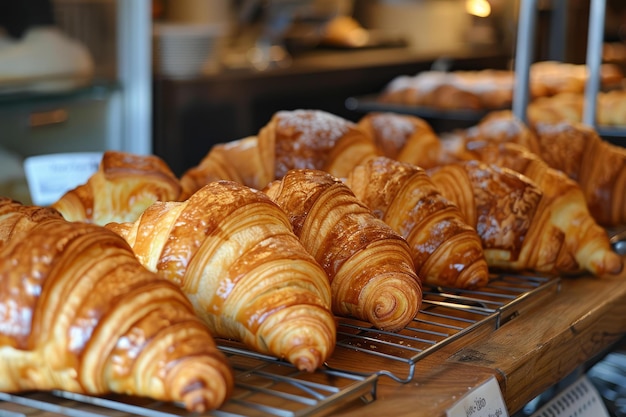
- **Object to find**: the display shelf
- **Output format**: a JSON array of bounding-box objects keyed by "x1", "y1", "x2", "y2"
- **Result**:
[
  {"x1": 0, "y1": 79, "x2": 121, "y2": 107},
  {"x1": 345, "y1": 94, "x2": 491, "y2": 122}
]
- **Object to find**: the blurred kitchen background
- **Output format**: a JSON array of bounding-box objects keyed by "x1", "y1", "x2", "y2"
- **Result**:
[{"x1": 1, "y1": 0, "x2": 625, "y2": 196}]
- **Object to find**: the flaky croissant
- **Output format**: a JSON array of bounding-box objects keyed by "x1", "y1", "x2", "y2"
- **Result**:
[
  {"x1": 106, "y1": 180, "x2": 336, "y2": 372},
  {"x1": 530, "y1": 121, "x2": 626, "y2": 228},
  {"x1": 52, "y1": 150, "x2": 182, "y2": 226},
  {"x1": 346, "y1": 156, "x2": 489, "y2": 289},
  {"x1": 428, "y1": 159, "x2": 623, "y2": 275},
  {"x1": 258, "y1": 110, "x2": 380, "y2": 186},
  {"x1": 357, "y1": 112, "x2": 455, "y2": 170},
  {"x1": 179, "y1": 109, "x2": 381, "y2": 196},
  {"x1": 446, "y1": 111, "x2": 626, "y2": 227},
  {"x1": 264, "y1": 169, "x2": 422, "y2": 331},
  {"x1": 0, "y1": 197, "x2": 233, "y2": 412}
]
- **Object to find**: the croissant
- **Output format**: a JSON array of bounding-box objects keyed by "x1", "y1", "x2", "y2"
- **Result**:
[
  {"x1": 179, "y1": 110, "x2": 380, "y2": 196},
  {"x1": 106, "y1": 180, "x2": 336, "y2": 372},
  {"x1": 527, "y1": 90, "x2": 626, "y2": 127},
  {"x1": 530, "y1": 121, "x2": 626, "y2": 228},
  {"x1": 52, "y1": 150, "x2": 182, "y2": 226},
  {"x1": 257, "y1": 109, "x2": 380, "y2": 184},
  {"x1": 446, "y1": 112, "x2": 626, "y2": 227},
  {"x1": 357, "y1": 111, "x2": 469, "y2": 169},
  {"x1": 427, "y1": 159, "x2": 622, "y2": 276},
  {"x1": 0, "y1": 198, "x2": 233, "y2": 412},
  {"x1": 345, "y1": 156, "x2": 489, "y2": 289},
  {"x1": 264, "y1": 169, "x2": 422, "y2": 331}
]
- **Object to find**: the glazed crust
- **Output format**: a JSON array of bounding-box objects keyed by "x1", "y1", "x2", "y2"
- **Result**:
[
  {"x1": 264, "y1": 169, "x2": 422, "y2": 331},
  {"x1": 107, "y1": 181, "x2": 337, "y2": 372},
  {"x1": 0, "y1": 197, "x2": 233, "y2": 413},
  {"x1": 346, "y1": 157, "x2": 490, "y2": 289}
]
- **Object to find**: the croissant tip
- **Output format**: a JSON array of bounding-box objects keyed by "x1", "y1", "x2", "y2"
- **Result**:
[{"x1": 291, "y1": 350, "x2": 324, "y2": 373}]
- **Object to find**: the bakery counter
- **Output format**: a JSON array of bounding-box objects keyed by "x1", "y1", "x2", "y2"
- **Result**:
[
  {"x1": 152, "y1": 46, "x2": 511, "y2": 175},
  {"x1": 5, "y1": 264, "x2": 625, "y2": 416},
  {"x1": 329, "y1": 267, "x2": 626, "y2": 417}
]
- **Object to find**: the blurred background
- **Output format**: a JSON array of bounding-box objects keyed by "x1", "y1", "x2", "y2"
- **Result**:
[{"x1": 1, "y1": 0, "x2": 625, "y2": 189}]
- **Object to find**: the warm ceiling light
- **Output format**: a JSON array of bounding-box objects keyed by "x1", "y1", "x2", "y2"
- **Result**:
[{"x1": 466, "y1": 0, "x2": 492, "y2": 17}]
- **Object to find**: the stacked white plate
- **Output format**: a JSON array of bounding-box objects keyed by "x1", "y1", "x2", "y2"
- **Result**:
[{"x1": 153, "y1": 23, "x2": 224, "y2": 79}]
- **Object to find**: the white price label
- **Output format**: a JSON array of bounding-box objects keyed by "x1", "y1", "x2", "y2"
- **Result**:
[
  {"x1": 24, "y1": 152, "x2": 102, "y2": 206},
  {"x1": 447, "y1": 376, "x2": 508, "y2": 417}
]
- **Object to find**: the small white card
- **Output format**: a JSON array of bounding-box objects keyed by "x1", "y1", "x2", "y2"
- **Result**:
[
  {"x1": 24, "y1": 152, "x2": 102, "y2": 206},
  {"x1": 529, "y1": 375, "x2": 609, "y2": 417},
  {"x1": 447, "y1": 376, "x2": 508, "y2": 417}
]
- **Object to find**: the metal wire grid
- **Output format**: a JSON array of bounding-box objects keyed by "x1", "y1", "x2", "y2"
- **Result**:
[
  {"x1": 0, "y1": 272, "x2": 558, "y2": 416},
  {"x1": 0, "y1": 347, "x2": 377, "y2": 417},
  {"x1": 326, "y1": 272, "x2": 561, "y2": 383}
]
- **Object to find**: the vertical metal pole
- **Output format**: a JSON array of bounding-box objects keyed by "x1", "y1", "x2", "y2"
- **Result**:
[
  {"x1": 513, "y1": 0, "x2": 539, "y2": 124},
  {"x1": 583, "y1": 0, "x2": 606, "y2": 127},
  {"x1": 117, "y1": 0, "x2": 152, "y2": 155}
]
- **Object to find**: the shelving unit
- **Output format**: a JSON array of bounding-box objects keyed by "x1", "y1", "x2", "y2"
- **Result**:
[{"x1": 0, "y1": 0, "x2": 152, "y2": 158}]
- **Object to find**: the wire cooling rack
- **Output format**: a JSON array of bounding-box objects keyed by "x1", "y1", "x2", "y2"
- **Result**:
[
  {"x1": 0, "y1": 347, "x2": 377, "y2": 417},
  {"x1": 0, "y1": 272, "x2": 559, "y2": 416},
  {"x1": 325, "y1": 272, "x2": 561, "y2": 383}
]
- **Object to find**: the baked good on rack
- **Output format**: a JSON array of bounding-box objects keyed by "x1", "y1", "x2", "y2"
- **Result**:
[
  {"x1": 264, "y1": 169, "x2": 422, "y2": 331},
  {"x1": 257, "y1": 109, "x2": 380, "y2": 185},
  {"x1": 179, "y1": 109, "x2": 381, "y2": 195},
  {"x1": 527, "y1": 90, "x2": 626, "y2": 127},
  {"x1": 357, "y1": 111, "x2": 471, "y2": 169},
  {"x1": 377, "y1": 62, "x2": 623, "y2": 111},
  {"x1": 106, "y1": 180, "x2": 336, "y2": 372},
  {"x1": 530, "y1": 121, "x2": 626, "y2": 228},
  {"x1": 427, "y1": 160, "x2": 622, "y2": 276},
  {"x1": 0, "y1": 197, "x2": 233, "y2": 412},
  {"x1": 345, "y1": 157, "x2": 489, "y2": 289},
  {"x1": 52, "y1": 150, "x2": 182, "y2": 225},
  {"x1": 530, "y1": 61, "x2": 624, "y2": 96},
  {"x1": 526, "y1": 92, "x2": 585, "y2": 125},
  {"x1": 378, "y1": 69, "x2": 514, "y2": 110},
  {"x1": 446, "y1": 111, "x2": 626, "y2": 227}
]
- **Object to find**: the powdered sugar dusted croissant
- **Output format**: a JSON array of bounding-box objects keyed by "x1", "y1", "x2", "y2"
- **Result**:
[
  {"x1": 257, "y1": 109, "x2": 380, "y2": 185},
  {"x1": 346, "y1": 157, "x2": 489, "y2": 289},
  {"x1": 264, "y1": 169, "x2": 422, "y2": 331},
  {"x1": 428, "y1": 157, "x2": 623, "y2": 276},
  {"x1": 52, "y1": 150, "x2": 182, "y2": 225},
  {"x1": 106, "y1": 181, "x2": 336, "y2": 372},
  {"x1": 0, "y1": 197, "x2": 233, "y2": 412},
  {"x1": 179, "y1": 110, "x2": 380, "y2": 195},
  {"x1": 357, "y1": 112, "x2": 463, "y2": 169}
]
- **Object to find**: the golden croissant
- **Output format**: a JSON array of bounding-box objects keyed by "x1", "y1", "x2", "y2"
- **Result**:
[
  {"x1": 428, "y1": 157, "x2": 623, "y2": 276},
  {"x1": 446, "y1": 111, "x2": 626, "y2": 227},
  {"x1": 530, "y1": 121, "x2": 626, "y2": 228},
  {"x1": 346, "y1": 156, "x2": 489, "y2": 289},
  {"x1": 52, "y1": 150, "x2": 182, "y2": 226},
  {"x1": 0, "y1": 197, "x2": 234, "y2": 412},
  {"x1": 357, "y1": 112, "x2": 455, "y2": 169},
  {"x1": 106, "y1": 180, "x2": 336, "y2": 372},
  {"x1": 264, "y1": 169, "x2": 422, "y2": 331},
  {"x1": 180, "y1": 109, "x2": 381, "y2": 195}
]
